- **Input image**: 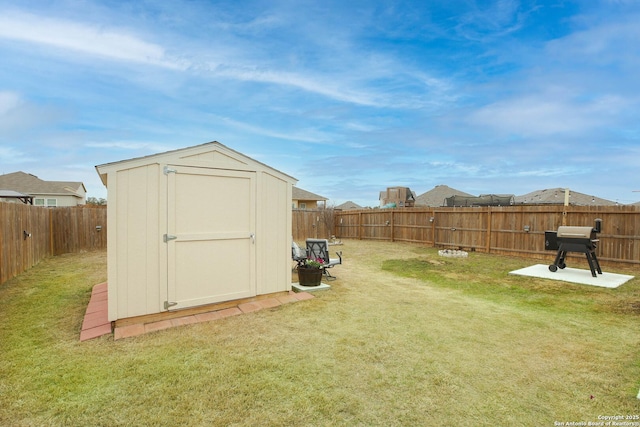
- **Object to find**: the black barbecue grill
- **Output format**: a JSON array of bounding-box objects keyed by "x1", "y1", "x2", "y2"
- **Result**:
[{"x1": 545, "y1": 219, "x2": 602, "y2": 277}]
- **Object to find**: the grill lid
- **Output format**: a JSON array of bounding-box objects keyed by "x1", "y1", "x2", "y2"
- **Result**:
[{"x1": 557, "y1": 226, "x2": 594, "y2": 239}]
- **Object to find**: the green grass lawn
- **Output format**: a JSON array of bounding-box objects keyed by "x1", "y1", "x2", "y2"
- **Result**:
[{"x1": 1, "y1": 241, "x2": 639, "y2": 426}]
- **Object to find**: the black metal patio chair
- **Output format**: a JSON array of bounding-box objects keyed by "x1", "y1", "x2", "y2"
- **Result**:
[{"x1": 305, "y1": 238, "x2": 342, "y2": 280}]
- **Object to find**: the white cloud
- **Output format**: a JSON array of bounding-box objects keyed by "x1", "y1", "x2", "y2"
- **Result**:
[
  {"x1": 214, "y1": 66, "x2": 385, "y2": 107},
  {"x1": 455, "y1": 0, "x2": 527, "y2": 41},
  {"x1": 546, "y1": 18, "x2": 640, "y2": 63},
  {"x1": 514, "y1": 168, "x2": 579, "y2": 177},
  {"x1": 0, "y1": 91, "x2": 66, "y2": 133},
  {"x1": 0, "y1": 145, "x2": 30, "y2": 164},
  {"x1": 213, "y1": 14, "x2": 284, "y2": 34},
  {"x1": 0, "y1": 91, "x2": 22, "y2": 115},
  {"x1": 343, "y1": 122, "x2": 379, "y2": 133},
  {"x1": 85, "y1": 141, "x2": 174, "y2": 152},
  {"x1": 0, "y1": 8, "x2": 453, "y2": 109},
  {"x1": 0, "y1": 146, "x2": 20, "y2": 157},
  {"x1": 0, "y1": 11, "x2": 188, "y2": 70},
  {"x1": 212, "y1": 115, "x2": 331, "y2": 143},
  {"x1": 467, "y1": 93, "x2": 629, "y2": 136}
]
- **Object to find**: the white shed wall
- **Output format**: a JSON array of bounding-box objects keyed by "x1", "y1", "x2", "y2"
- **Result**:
[
  {"x1": 257, "y1": 171, "x2": 293, "y2": 295},
  {"x1": 107, "y1": 164, "x2": 162, "y2": 320},
  {"x1": 98, "y1": 142, "x2": 296, "y2": 322}
]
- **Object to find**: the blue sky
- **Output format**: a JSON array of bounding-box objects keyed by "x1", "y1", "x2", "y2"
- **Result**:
[{"x1": 1, "y1": 0, "x2": 639, "y2": 206}]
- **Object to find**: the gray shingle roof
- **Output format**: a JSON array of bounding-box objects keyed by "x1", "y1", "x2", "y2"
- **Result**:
[
  {"x1": 292, "y1": 187, "x2": 327, "y2": 201},
  {"x1": 0, "y1": 171, "x2": 85, "y2": 197},
  {"x1": 415, "y1": 185, "x2": 475, "y2": 207},
  {"x1": 335, "y1": 200, "x2": 362, "y2": 210},
  {"x1": 514, "y1": 188, "x2": 616, "y2": 206}
]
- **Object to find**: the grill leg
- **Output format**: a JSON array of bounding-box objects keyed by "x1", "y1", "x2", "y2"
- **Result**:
[
  {"x1": 586, "y1": 250, "x2": 602, "y2": 277},
  {"x1": 551, "y1": 242, "x2": 602, "y2": 277},
  {"x1": 585, "y1": 253, "x2": 597, "y2": 277},
  {"x1": 550, "y1": 249, "x2": 567, "y2": 272},
  {"x1": 592, "y1": 251, "x2": 602, "y2": 274}
]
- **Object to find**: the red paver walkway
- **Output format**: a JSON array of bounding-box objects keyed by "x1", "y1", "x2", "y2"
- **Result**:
[
  {"x1": 79, "y1": 282, "x2": 110, "y2": 341},
  {"x1": 79, "y1": 283, "x2": 314, "y2": 341}
]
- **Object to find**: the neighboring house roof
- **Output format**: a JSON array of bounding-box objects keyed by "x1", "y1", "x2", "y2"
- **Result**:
[
  {"x1": 292, "y1": 187, "x2": 327, "y2": 201},
  {"x1": 0, "y1": 171, "x2": 86, "y2": 199},
  {"x1": 514, "y1": 188, "x2": 616, "y2": 206},
  {"x1": 415, "y1": 185, "x2": 475, "y2": 207},
  {"x1": 335, "y1": 200, "x2": 362, "y2": 210}
]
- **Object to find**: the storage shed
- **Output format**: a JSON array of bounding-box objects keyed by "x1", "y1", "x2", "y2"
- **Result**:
[{"x1": 95, "y1": 141, "x2": 297, "y2": 322}]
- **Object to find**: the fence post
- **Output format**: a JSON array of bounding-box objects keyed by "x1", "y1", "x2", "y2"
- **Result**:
[
  {"x1": 49, "y1": 209, "x2": 54, "y2": 255},
  {"x1": 390, "y1": 211, "x2": 395, "y2": 242},
  {"x1": 430, "y1": 209, "x2": 436, "y2": 247},
  {"x1": 0, "y1": 207, "x2": 3, "y2": 283},
  {"x1": 485, "y1": 207, "x2": 492, "y2": 253},
  {"x1": 562, "y1": 188, "x2": 570, "y2": 226}
]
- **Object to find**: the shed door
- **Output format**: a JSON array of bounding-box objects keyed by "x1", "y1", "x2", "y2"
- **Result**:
[{"x1": 166, "y1": 165, "x2": 256, "y2": 311}]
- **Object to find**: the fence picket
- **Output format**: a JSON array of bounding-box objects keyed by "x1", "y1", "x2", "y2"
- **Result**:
[
  {"x1": 326, "y1": 205, "x2": 639, "y2": 267},
  {"x1": 3, "y1": 204, "x2": 638, "y2": 286},
  {"x1": 0, "y1": 204, "x2": 107, "y2": 285}
]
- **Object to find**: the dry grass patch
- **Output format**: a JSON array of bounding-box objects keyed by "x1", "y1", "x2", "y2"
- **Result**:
[{"x1": 1, "y1": 242, "x2": 639, "y2": 426}]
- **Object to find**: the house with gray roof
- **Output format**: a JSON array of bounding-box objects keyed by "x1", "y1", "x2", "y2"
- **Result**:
[
  {"x1": 0, "y1": 171, "x2": 86, "y2": 207},
  {"x1": 335, "y1": 200, "x2": 362, "y2": 210},
  {"x1": 415, "y1": 185, "x2": 475, "y2": 207},
  {"x1": 514, "y1": 188, "x2": 616, "y2": 206},
  {"x1": 292, "y1": 187, "x2": 327, "y2": 209}
]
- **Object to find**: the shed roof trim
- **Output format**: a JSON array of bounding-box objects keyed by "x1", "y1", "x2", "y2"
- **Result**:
[{"x1": 95, "y1": 141, "x2": 297, "y2": 186}]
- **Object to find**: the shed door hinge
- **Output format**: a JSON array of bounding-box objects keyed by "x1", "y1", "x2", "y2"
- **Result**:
[
  {"x1": 163, "y1": 234, "x2": 177, "y2": 243},
  {"x1": 164, "y1": 301, "x2": 178, "y2": 310},
  {"x1": 163, "y1": 166, "x2": 177, "y2": 175}
]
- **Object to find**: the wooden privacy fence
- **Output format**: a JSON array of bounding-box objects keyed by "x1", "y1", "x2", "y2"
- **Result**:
[
  {"x1": 332, "y1": 205, "x2": 640, "y2": 266},
  {"x1": 4, "y1": 205, "x2": 638, "y2": 285},
  {"x1": 0, "y1": 204, "x2": 107, "y2": 286},
  {"x1": 292, "y1": 209, "x2": 335, "y2": 242}
]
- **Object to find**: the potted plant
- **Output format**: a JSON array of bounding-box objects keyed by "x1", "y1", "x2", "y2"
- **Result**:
[{"x1": 297, "y1": 257, "x2": 325, "y2": 286}]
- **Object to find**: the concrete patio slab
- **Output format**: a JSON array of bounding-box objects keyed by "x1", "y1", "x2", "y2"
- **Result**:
[
  {"x1": 509, "y1": 264, "x2": 634, "y2": 288},
  {"x1": 292, "y1": 282, "x2": 331, "y2": 293}
]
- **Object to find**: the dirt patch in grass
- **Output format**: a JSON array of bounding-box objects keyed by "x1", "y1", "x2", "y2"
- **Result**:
[{"x1": 1, "y1": 242, "x2": 639, "y2": 426}]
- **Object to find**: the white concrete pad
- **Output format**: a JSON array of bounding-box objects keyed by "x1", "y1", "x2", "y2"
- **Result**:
[
  {"x1": 509, "y1": 264, "x2": 634, "y2": 288},
  {"x1": 292, "y1": 282, "x2": 331, "y2": 293}
]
